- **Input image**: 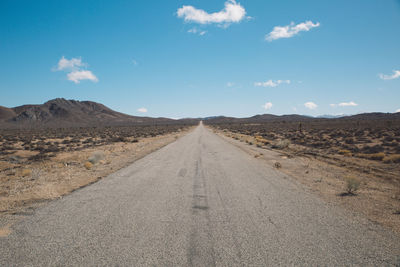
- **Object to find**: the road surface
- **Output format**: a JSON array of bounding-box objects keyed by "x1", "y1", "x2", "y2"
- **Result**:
[{"x1": 1, "y1": 123, "x2": 400, "y2": 266}]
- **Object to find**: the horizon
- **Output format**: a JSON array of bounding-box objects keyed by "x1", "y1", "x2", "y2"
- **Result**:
[
  {"x1": 1, "y1": 97, "x2": 398, "y2": 120},
  {"x1": 1, "y1": 0, "x2": 400, "y2": 118}
]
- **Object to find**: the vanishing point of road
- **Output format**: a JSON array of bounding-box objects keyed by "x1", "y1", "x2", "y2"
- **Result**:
[{"x1": 1, "y1": 123, "x2": 400, "y2": 266}]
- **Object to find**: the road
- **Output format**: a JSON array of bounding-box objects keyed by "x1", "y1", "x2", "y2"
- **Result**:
[{"x1": 1, "y1": 123, "x2": 400, "y2": 266}]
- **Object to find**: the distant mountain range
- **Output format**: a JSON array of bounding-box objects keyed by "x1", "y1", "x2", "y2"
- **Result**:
[
  {"x1": 0, "y1": 98, "x2": 195, "y2": 128},
  {"x1": 202, "y1": 112, "x2": 400, "y2": 124},
  {"x1": 1, "y1": 98, "x2": 399, "y2": 129}
]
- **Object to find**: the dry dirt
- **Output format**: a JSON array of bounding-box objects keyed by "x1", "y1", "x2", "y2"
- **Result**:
[
  {"x1": 210, "y1": 127, "x2": 400, "y2": 235},
  {"x1": 0, "y1": 127, "x2": 194, "y2": 220}
]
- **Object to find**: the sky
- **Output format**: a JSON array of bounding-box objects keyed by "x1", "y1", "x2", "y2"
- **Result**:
[{"x1": 1, "y1": 0, "x2": 400, "y2": 118}]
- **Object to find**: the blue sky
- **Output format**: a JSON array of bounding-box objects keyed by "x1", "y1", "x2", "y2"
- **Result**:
[{"x1": 1, "y1": 0, "x2": 399, "y2": 118}]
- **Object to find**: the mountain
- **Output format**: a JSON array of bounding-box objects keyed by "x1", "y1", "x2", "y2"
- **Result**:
[
  {"x1": 203, "y1": 114, "x2": 312, "y2": 124},
  {"x1": 0, "y1": 98, "x2": 184, "y2": 128},
  {"x1": 0, "y1": 106, "x2": 16, "y2": 121},
  {"x1": 203, "y1": 112, "x2": 400, "y2": 124}
]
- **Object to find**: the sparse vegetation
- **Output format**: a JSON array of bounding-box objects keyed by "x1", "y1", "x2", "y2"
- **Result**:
[
  {"x1": 274, "y1": 162, "x2": 282, "y2": 169},
  {"x1": 205, "y1": 118, "x2": 400, "y2": 164},
  {"x1": 344, "y1": 176, "x2": 361, "y2": 195},
  {"x1": 88, "y1": 151, "x2": 105, "y2": 164},
  {"x1": 21, "y1": 169, "x2": 32, "y2": 177},
  {"x1": 84, "y1": 161, "x2": 93, "y2": 170}
]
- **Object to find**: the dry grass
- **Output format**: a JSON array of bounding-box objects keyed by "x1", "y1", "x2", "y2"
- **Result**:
[
  {"x1": 344, "y1": 176, "x2": 361, "y2": 195},
  {"x1": 338, "y1": 149, "x2": 352, "y2": 157},
  {"x1": 383, "y1": 154, "x2": 400, "y2": 163},
  {"x1": 84, "y1": 161, "x2": 93, "y2": 170},
  {"x1": 21, "y1": 169, "x2": 32, "y2": 177},
  {"x1": 357, "y1": 152, "x2": 385, "y2": 161}
]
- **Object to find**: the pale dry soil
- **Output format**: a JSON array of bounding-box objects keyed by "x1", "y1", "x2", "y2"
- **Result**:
[
  {"x1": 0, "y1": 127, "x2": 193, "y2": 231},
  {"x1": 211, "y1": 127, "x2": 400, "y2": 234}
]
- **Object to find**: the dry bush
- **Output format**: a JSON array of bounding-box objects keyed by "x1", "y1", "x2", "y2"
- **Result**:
[
  {"x1": 357, "y1": 152, "x2": 385, "y2": 161},
  {"x1": 88, "y1": 151, "x2": 105, "y2": 164},
  {"x1": 84, "y1": 161, "x2": 93, "y2": 170},
  {"x1": 338, "y1": 149, "x2": 352, "y2": 157},
  {"x1": 345, "y1": 176, "x2": 360, "y2": 195},
  {"x1": 274, "y1": 162, "x2": 282, "y2": 169},
  {"x1": 382, "y1": 154, "x2": 400, "y2": 163},
  {"x1": 272, "y1": 139, "x2": 290, "y2": 149},
  {"x1": 21, "y1": 169, "x2": 32, "y2": 177}
]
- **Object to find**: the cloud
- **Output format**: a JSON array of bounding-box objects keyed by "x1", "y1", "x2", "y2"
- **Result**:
[
  {"x1": 266, "y1": 21, "x2": 320, "y2": 41},
  {"x1": 188, "y1": 28, "x2": 207, "y2": 35},
  {"x1": 263, "y1": 102, "x2": 273, "y2": 110},
  {"x1": 132, "y1": 59, "x2": 138, "y2": 65},
  {"x1": 137, "y1": 108, "x2": 148, "y2": 113},
  {"x1": 56, "y1": 56, "x2": 85, "y2": 71},
  {"x1": 254, "y1": 79, "x2": 290, "y2": 87},
  {"x1": 67, "y1": 70, "x2": 98, "y2": 84},
  {"x1": 396, "y1": 109, "x2": 400, "y2": 113},
  {"x1": 379, "y1": 70, "x2": 400, "y2": 80},
  {"x1": 330, "y1": 101, "x2": 358, "y2": 107},
  {"x1": 226, "y1": 82, "x2": 234, "y2": 87},
  {"x1": 54, "y1": 56, "x2": 98, "y2": 84},
  {"x1": 177, "y1": 0, "x2": 246, "y2": 26},
  {"x1": 304, "y1": 102, "x2": 317, "y2": 110}
]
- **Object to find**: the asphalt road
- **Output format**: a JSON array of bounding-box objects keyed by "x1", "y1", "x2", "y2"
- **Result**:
[{"x1": 1, "y1": 123, "x2": 400, "y2": 266}]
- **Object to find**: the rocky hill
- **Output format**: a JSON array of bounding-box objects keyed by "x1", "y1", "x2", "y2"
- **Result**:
[{"x1": 0, "y1": 98, "x2": 181, "y2": 128}]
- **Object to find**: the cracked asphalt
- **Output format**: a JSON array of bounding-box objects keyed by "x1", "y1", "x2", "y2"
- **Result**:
[{"x1": 1, "y1": 123, "x2": 400, "y2": 266}]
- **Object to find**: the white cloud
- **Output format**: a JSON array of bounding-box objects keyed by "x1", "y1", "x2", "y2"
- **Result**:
[
  {"x1": 56, "y1": 56, "x2": 85, "y2": 71},
  {"x1": 67, "y1": 70, "x2": 98, "y2": 84},
  {"x1": 266, "y1": 21, "x2": 320, "y2": 41},
  {"x1": 254, "y1": 79, "x2": 290, "y2": 88},
  {"x1": 330, "y1": 101, "x2": 358, "y2": 107},
  {"x1": 379, "y1": 70, "x2": 400, "y2": 80},
  {"x1": 304, "y1": 102, "x2": 317, "y2": 110},
  {"x1": 137, "y1": 108, "x2": 148, "y2": 113},
  {"x1": 188, "y1": 28, "x2": 207, "y2": 35},
  {"x1": 54, "y1": 56, "x2": 98, "y2": 84},
  {"x1": 263, "y1": 102, "x2": 273, "y2": 110},
  {"x1": 339, "y1": 101, "x2": 358, "y2": 107},
  {"x1": 396, "y1": 109, "x2": 400, "y2": 113},
  {"x1": 177, "y1": 0, "x2": 246, "y2": 26},
  {"x1": 227, "y1": 82, "x2": 234, "y2": 87}
]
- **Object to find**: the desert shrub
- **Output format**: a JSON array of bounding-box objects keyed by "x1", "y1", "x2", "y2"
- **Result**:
[
  {"x1": 44, "y1": 145, "x2": 60, "y2": 153},
  {"x1": 272, "y1": 139, "x2": 290, "y2": 149},
  {"x1": 84, "y1": 161, "x2": 93, "y2": 170},
  {"x1": 110, "y1": 136, "x2": 126, "y2": 142},
  {"x1": 21, "y1": 169, "x2": 32, "y2": 177},
  {"x1": 273, "y1": 162, "x2": 282, "y2": 169},
  {"x1": 382, "y1": 154, "x2": 400, "y2": 163},
  {"x1": 357, "y1": 152, "x2": 385, "y2": 161},
  {"x1": 344, "y1": 138, "x2": 354, "y2": 144},
  {"x1": 28, "y1": 152, "x2": 49, "y2": 161},
  {"x1": 361, "y1": 145, "x2": 384, "y2": 154},
  {"x1": 338, "y1": 149, "x2": 352, "y2": 157},
  {"x1": 88, "y1": 151, "x2": 105, "y2": 164},
  {"x1": 345, "y1": 177, "x2": 360, "y2": 194}
]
